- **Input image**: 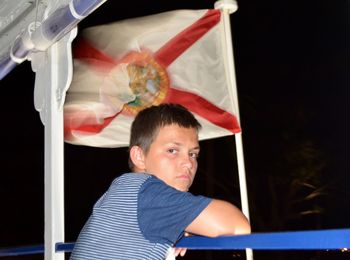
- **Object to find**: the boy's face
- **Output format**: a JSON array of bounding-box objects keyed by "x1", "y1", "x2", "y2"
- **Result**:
[{"x1": 142, "y1": 124, "x2": 200, "y2": 192}]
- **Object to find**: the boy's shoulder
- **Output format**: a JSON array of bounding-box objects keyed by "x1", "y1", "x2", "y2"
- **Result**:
[
  {"x1": 109, "y1": 172, "x2": 158, "y2": 190},
  {"x1": 118, "y1": 172, "x2": 151, "y2": 180}
]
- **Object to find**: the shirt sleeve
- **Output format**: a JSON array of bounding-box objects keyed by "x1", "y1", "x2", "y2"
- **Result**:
[{"x1": 138, "y1": 176, "x2": 212, "y2": 244}]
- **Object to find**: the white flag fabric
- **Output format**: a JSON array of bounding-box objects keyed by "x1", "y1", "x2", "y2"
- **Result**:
[{"x1": 64, "y1": 9, "x2": 241, "y2": 148}]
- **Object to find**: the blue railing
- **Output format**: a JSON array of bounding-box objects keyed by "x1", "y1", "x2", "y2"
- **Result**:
[{"x1": 1, "y1": 228, "x2": 350, "y2": 257}]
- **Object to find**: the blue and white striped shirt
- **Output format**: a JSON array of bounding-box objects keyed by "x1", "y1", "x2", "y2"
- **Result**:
[{"x1": 70, "y1": 173, "x2": 211, "y2": 260}]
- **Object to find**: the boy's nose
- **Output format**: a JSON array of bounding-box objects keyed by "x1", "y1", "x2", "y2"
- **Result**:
[{"x1": 181, "y1": 154, "x2": 194, "y2": 170}]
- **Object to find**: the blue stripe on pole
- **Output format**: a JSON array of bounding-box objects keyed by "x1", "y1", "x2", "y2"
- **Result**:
[
  {"x1": 56, "y1": 242, "x2": 75, "y2": 252},
  {"x1": 1, "y1": 229, "x2": 350, "y2": 256}
]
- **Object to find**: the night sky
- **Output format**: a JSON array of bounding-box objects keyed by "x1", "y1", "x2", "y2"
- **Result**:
[{"x1": 1, "y1": 0, "x2": 350, "y2": 259}]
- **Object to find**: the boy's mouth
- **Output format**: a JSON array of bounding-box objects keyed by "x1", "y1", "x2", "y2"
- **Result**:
[{"x1": 177, "y1": 173, "x2": 191, "y2": 182}]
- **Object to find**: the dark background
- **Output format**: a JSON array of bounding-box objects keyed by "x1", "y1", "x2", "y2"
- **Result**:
[{"x1": 1, "y1": 0, "x2": 350, "y2": 259}]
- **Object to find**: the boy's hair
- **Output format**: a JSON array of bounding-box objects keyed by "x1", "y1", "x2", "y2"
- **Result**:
[{"x1": 128, "y1": 103, "x2": 201, "y2": 170}]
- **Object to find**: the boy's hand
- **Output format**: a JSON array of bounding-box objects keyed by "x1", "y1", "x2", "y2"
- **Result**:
[
  {"x1": 174, "y1": 231, "x2": 190, "y2": 257},
  {"x1": 174, "y1": 248, "x2": 187, "y2": 257}
]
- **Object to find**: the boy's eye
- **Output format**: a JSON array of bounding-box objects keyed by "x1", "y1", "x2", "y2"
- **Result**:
[
  {"x1": 167, "y1": 148, "x2": 177, "y2": 154},
  {"x1": 189, "y1": 152, "x2": 199, "y2": 159}
]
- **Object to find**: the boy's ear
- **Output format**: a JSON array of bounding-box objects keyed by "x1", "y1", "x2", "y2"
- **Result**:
[{"x1": 130, "y1": 146, "x2": 146, "y2": 171}]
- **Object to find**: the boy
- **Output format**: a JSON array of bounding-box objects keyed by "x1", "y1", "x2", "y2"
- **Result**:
[{"x1": 70, "y1": 103, "x2": 250, "y2": 260}]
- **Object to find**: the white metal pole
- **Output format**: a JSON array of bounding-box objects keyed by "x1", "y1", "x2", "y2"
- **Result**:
[
  {"x1": 215, "y1": 1, "x2": 253, "y2": 259},
  {"x1": 30, "y1": 1, "x2": 109, "y2": 258},
  {"x1": 32, "y1": 28, "x2": 76, "y2": 260},
  {"x1": 44, "y1": 42, "x2": 65, "y2": 260},
  {"x1": 26, "y1": 0, "x2": 110, "y2": 258}
]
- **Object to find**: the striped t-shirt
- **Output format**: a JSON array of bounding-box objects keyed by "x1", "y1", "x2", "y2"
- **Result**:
[{"x1": 70, "y1": 173, "x2": 211, "y2": 260}]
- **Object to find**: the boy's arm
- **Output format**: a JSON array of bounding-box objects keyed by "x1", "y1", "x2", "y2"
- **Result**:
[{"x1": 185, "y1": 199, "x2": 251, "y2": 237}]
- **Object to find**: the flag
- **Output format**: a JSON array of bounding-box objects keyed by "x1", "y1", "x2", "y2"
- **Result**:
[{"x1": 64, "y1": 9, "x2": 241, "y2": 148}]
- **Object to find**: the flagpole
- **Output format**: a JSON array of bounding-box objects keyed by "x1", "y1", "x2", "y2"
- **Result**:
[{"x1": 215, "y1": 1, "x2": 253, "y2": 259}]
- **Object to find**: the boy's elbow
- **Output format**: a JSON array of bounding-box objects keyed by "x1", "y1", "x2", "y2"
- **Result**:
[
  {"x1": 217, "y1": 202, "x2": 251, "y2": 236},
  {"x1": 213, "y1": 207, "x2": 251, "y2": 237},
  {"x1": 222, "y1": 220, "x2": 251, "y2": 237},
  {"x1": 207, "y1": 217, "x2": 251, "y2": 237},
  {"x1": 233, "y1": 220, "x2": 251, "y2": 235}
]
